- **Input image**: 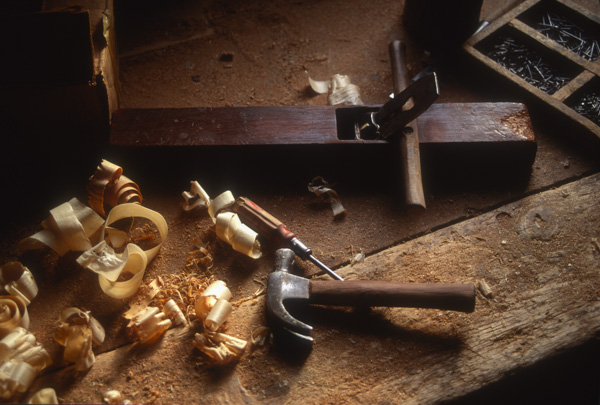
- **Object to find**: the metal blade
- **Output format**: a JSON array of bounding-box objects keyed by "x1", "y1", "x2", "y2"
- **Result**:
[{"x1": 377, "y1": 72, "x2": 439, "y2": 139}]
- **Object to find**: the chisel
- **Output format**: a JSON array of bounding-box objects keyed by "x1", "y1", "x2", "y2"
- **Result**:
[{"x1": 232, "y1": 196, "x2": 344, "y2": 281}]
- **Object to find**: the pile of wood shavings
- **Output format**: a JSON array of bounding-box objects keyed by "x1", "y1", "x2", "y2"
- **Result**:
[{"x1": 150, "y1": 245, "x2": 217, "y2": 322}]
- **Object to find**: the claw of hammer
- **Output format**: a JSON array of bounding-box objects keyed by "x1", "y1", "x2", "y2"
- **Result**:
[{"x1": 267, "y1": 248, "x2": 476, "y2": 345}]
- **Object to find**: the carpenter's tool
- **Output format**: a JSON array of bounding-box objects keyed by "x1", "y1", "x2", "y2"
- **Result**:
[
  {"x1": 355, "y1": 65, "x2": 438, "y2": 142},
  {"x1": 111, "y1": 45, "x2": 537, "y2": 192},
  {"x1": 267, "y1": 249, "x2": 476, "y2": 344},
  {"x1": 232, "y1": 197, "x2": 344, "y2": 281},
  {"x1": 355, "y1": 41, "x2": 437, "y2": 211}
]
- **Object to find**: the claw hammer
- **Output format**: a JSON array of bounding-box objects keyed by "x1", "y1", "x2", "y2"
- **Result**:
[{"x1": 267, "y1": 249, "x2": 476, "y2": 344}]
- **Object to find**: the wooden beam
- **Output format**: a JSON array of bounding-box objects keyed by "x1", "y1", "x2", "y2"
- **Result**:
[{"x1": 30, "y1": 173, "x2": 600, "y2": 404}]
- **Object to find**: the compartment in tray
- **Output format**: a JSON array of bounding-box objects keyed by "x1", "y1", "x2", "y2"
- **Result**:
[
  {"x1": 475, "y1": 25, "x2": 583, "y2": 94},
  {"x1": 565, "y1": 76, "x2": 600, "y2": 126},
  {"x1": 517, "y1": 0, "x2": 600, "y2": 61}
]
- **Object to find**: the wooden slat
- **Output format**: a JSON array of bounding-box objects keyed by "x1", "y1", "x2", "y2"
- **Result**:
[{"x1": 110, "y1": 103, "x2": 536, "y2": 147}]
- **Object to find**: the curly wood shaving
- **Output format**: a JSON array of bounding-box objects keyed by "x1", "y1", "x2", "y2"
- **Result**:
[
  {"x1": 195, "y1": 280, "x2": 232, "y2": 321},
  {"x1": 87, "y1": 160, "x2": 142, "y2": 216},
  {"x1": 0, "y1": 262, "x2": 38, "y2": 305},
  {"x1": 182, "y1": 181, "x2": 211, "y2": 212},
  {"x1": 193, "y1": 332, "x2": 247, "y2": 365},
  {"x1": 208, "y1": 191, "x2": 235, "y2": 222},
  {"x1": 250, "y1": 326, "x2": 271, "y2": 347},
  {"x1": 127, "y1": 306, "x2": 172, "y2": 343},
  {"x1": 309, "y1": 74, "x2": 363, "y2": 105},
  {"x1": 182, "y1": 182, "x2": 261, "y2": 258},
  {"x1": 0, "y1": 361, "x2": 37, "y2": 399},
  {"x1": 78, "y1": 203, "x2": 168, "y2": 298},
  {"x1": 76, "y1": 241, "x2": 130, "y2": 282},
  {"x1": 201, "y1": 280, "x2": 232, "y2": 301},
  {"x1": 350, "y1": 251, "x2": 365, "y2": 266},
  {"x1": 163, "y1": 299, "x2": 186, "y2": 326},
  {"x1": 0, "y1": 327, "x2": 51, "y2": 371},
  {"x1": 185, "y1": 247, "x2": 214, "y2": 272},
  {"x1": 0, "y1": 327, "x2": 52, "y2": 400},
  {"x1": 0, "y1": 329, "x2": 51, "y2": 400},
  {"x1": 27, "y1": 388, "x2": 58, "y2": 404},
  {"x1": 215, "y1": 212, "x2": 261, "y2": 259},
  {"x1": 97, "y1": 244, "x2": 148, "y2": 299},
  {"x1": 105, "y1": 175, "x2": 141, "y2": 208},
  {"x1": 308, "y1": 176, "x2": 346, "y2": 218},
  {"x1": 18, "y1": 198, "x2": 104, "y2": 257},
  {"x1": 123, "y1": 278, "x2": 163, "y2": 320},
  {"x1": 182, "y1": 182, "x2": 235, "y2": 221},
  {"x1": 0, "y1": 296, "x2": 29, "y2": 338},
  {"x1": 103, "y1": 390, "x2": 132, "y2": 405},
  {"x1": 54, "y1": 308, "x2": 104, "y2": 371},
  {"x1": 105, "y1": 203, "x2": 168, "y2": 262},
  {"x1": 204, "y1": 299, "x2": 232, "y2": 332}
]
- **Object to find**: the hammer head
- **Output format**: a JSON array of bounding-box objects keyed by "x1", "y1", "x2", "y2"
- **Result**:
[{"x1": 266, "y1": 249, "x2": 313, "y2": 343}]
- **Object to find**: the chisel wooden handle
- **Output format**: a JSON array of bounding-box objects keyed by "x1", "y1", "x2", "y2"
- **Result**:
[
  {"x1": 310, "y1": 280, "x2": 475, "y2": 312},
  {"x1": 233, "y1": 196, "x2": 296, "y2": 244},
  {"x1": 389, "y1": 40, "x2": 426, "y2": 212}
]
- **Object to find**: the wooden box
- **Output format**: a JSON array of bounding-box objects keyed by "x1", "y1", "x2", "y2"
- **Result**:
[{"x1": 464, "y1": 0, "x2": 600, "y2": 142}]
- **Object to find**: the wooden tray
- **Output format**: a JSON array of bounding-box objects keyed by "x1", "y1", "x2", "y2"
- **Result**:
[{"x1": 464, "y1": 0, "x2": 600, "y2": 142}]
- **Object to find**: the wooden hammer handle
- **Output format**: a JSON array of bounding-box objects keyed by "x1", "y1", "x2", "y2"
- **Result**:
[
  {"x1": 310, "y1": 280, "x2": 475, "y2": 313},
  {"x1": 389, "y1": 40, "x2": 426, "y2": 212}
]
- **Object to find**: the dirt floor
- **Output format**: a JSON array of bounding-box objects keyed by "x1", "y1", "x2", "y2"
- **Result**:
[{"x1": 2, "y1": 0, "x2": 600, "y2": 403}]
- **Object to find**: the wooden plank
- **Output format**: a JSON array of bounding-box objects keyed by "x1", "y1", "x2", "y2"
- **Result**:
[
  {"x1": 110, "y1": 105, "x2": 343, "y2": 146},
  {"x1": 110, "y1": 102, "x2": 536, "y2": 146},
  {"x1": 29, "y1": 173, "x2": 600, "y2": 404},
  {"x1": 333, "y1": 173, "x2": 600, "y2": 404}
]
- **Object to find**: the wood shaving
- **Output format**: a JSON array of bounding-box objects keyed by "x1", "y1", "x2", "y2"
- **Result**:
[
  {"x1": 215, "y1": 212, "x2": 262, "y2": 258},
  {"x1": 87, "y1": 160, "x2": 142, "y2": 216},
  {"x1": 126, "y1": 306, "x2": 172, "y2": 343},
  {"x1": 163, "y1": 299, "x2": 186, "y2": 326},
  {"x1": 0, "y1": 296, "x2": 29, "y2": 338},
  {"x1": 182, "y1": 182, "x2": 262, "y2": 259},
  {"x1": 0, "y1": 262, "x2": 38, "y2": 305},
  {"x1": 0, "y1": 327, "x2": 51, "y2": 371},
  {"x1": 103, "y1": 390, "x2": 132, "y2": 405},
  {"x1": 27, "y1": 388, "x2": 58, "y2": 404},
  {"x1": 77, "y1": 203, "x2": 168, "y2": 299},
  {"x1": 54, "y1": 308, "x2": 104, "y2": 371},
  {"x1": 308, "y1": 176, "x2": 346, "y2": 218},
  {"x1": 192, "y1": 332, "x2": 247, "y2": 365},
  {"x1": 477, "y1": 280, "x2": 493, "y2": 298},
  {"x1": 308, "y1": 74, "x2": 363, "y2": 105},
  {"x1": 18, "y1": 198, "x2": 104, "y2": 257},
  {"x1": 250, "y1": 326, "x2": 271, "y2": 347}
]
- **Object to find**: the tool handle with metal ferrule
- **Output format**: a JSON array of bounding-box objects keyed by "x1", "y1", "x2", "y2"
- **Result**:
[
  {"x1": 234, "y1": 199, "x2": 344, "y2": 280},
  {"x1": 309, "y1": 280, "x2": 475, "y2": 312},
  {"x1": 389, "y1": 40, "x2": 426, "y2": 212},
  {"x1": 233, "y1": 197, "x2": 296, "y2": 245}
]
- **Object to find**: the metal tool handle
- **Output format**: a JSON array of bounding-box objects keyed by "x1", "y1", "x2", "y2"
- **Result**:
[
  {"x1": 389, "y1": 40, "x2": 426, "y2": 212},
  {"x1": 310, "y1": 280, "x2": 475, "y2": 312}
]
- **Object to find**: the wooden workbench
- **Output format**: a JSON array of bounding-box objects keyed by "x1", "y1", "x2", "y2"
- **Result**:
[{"x1": 1, "y1": 0, "x2": 600, "y2": 403}]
